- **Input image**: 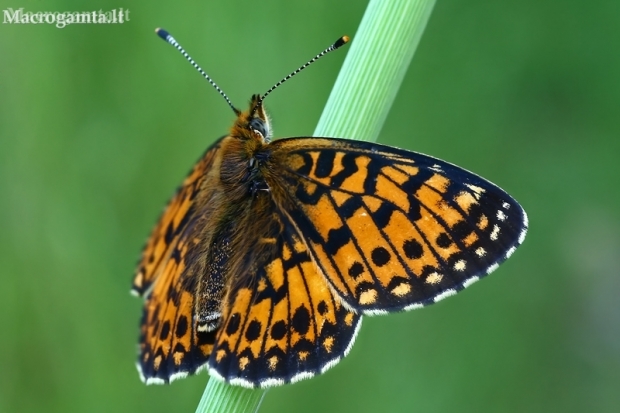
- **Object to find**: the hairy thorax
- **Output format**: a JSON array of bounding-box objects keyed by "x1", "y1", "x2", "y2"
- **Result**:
[{"x1": 192, "y1": 128, "x2": 282, "y2": 332}]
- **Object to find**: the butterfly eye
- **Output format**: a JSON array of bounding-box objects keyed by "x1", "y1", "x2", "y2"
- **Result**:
[{"x1": 248, "y1": 118, "x2": 269, "y2": 139}]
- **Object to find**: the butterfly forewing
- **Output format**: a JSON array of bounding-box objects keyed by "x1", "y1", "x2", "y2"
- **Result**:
[
  {"x1": 132, "y1": 139, "x2": 224, "y2": 296},
  {"x1": 207, "y1": 204, "x2": 361, "y2": 387},
  {"x1": 269, "y1": 137, "x2": 528, "y2": 314}
]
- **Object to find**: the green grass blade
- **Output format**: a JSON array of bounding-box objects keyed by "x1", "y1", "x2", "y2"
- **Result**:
[
  {"x1": 195, "y1": 0, "x2": 436, "y2": 411},
  {"x1": 195, "y1": 380, "x2": 266, "y2": 413},
  {"x1": 316, "y1": 0, "x2": 436, "y2": 141}
]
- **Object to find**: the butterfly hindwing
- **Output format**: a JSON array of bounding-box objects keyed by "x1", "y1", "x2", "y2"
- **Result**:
[
  {"x1": 207, "y1": 207, "x2": 361, "y2": 388},
  {"x1": 270, "y1": 137, "x2": 528, "y2": 314},
  {"x1": 137, "y1": 234, "x2": 218, "y2": 384}
]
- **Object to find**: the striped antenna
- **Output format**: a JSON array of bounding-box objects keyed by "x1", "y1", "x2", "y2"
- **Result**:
[
  {"x1": 156, "y1": 28, "x2": 239, "y2": 115},
  {"x1": 251, "y1": 35, "x2": 350, "y2": 117}
]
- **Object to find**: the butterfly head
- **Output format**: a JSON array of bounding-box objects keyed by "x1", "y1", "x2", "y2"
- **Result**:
[{"x1": 232, "y1": 94, "x2": 272, "y2": 143}]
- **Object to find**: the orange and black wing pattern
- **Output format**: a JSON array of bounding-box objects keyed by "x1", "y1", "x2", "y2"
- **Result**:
[
  {"x1": 270, "y1": 137, "x2": 528, "y2": 315},
  {"x1": 133, "y1": 139, "x2": 223, "y2": 384},
  {"x1": 207, "y1": 204, "x2": 361, "y2": 387},
  {"x1": 138, "y1": 29, "x2": 529, "y2": 389}
]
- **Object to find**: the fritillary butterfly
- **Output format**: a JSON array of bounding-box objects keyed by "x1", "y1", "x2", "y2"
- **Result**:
[{"x1": 132, "y1": 29, "x2": 528, "y2": 388}]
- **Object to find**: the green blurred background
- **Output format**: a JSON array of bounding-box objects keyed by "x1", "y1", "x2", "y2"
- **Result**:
[{"x1": 1, "y1": 0, "x2": 619, "y2": 412}]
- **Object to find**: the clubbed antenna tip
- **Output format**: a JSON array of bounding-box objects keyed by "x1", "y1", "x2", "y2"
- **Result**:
[
  {"x1": 155, "y1": 28, "x2": 169, "y2": 41},
  {"x1": 334, "y1": 35, "x2": 350, "y2": 49}
]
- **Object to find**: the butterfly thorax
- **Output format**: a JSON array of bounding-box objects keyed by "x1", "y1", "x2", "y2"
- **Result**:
[{"x1": 191, "y1": 98, "x2": 288, "y2": 333}]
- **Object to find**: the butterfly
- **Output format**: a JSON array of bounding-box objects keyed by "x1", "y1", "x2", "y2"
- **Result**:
[{"x1": 132, "y1": 29, "x2": 528, "y2": 389}]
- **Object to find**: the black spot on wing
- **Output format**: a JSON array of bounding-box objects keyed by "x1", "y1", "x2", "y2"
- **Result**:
[
  {"x1": 175, "y1": 315, "x2": 188, "y2": 338},
  {"x1": 451, "y1": 220, "x2": 473, "y2": 242},
  {"x1": 329, "y1": 153, "x2": 358, "y2": 187},
  {"x1": 338, "y1": 195, "x2": 365, "y2": 219},
  {"x1": 270, "y1": 320, "x2": 286, "y2": 340},
  {"x1": 314, "y1": 150, "x2": 336, "y2": 178},
  {"x1": 164, "y1": 204, "x2": 196, "y2": 245},
  {"x1": 245, "y1": 320, "x2": 262, "y2": 342},
  {"x1": 293, "y1": 179, "x2": 326, "y2": 205},
  {"x1": 348, "y1": 261, "x2": 364, "y2": 279},
  {"x1": 173, "y1": 342, "x2": 186, "y2": 354},
  {"x1": 292, "y1": 305, "x2": 311, "y2": 335},
  {"x1": 159, "y1": 321, "x2": 170, "y2": 340},
  {"x1": 371, "y1": 247, "x2": 391, "y2": 267},
  {"x1": 363, "y1": 158, "x2": 384, "y2": 193},
  {"x1": 403, "y1": 238, "x2": 423, "y2": 259},
  {"x1": 295, "y1": 152, "x2": 313, "y2": 176},
  {"x1": 400, "y1": 169, "x2": 434, "y2": 194},
  {"x1": 371, "y1": 202, "x2": 397, "y2": 229},
  {"x1": 324, "y1": 226, "x2": 353, "y2": 255},
  {"x1": 436, "y1": 233, "x2": 452, "y2": 248},
  {"x1": 226, "y1": 313, "x2": 241, "y2": 335}
]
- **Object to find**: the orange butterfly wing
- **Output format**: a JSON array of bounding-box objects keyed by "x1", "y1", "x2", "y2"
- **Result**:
[
  {"x1": 133, "y1": 139, "x2": 223, "y2": 384},
  {"x1": 206, "y1": 199, "x2": 361, "y2": 388},
  {"x1": 139, "y1": 30, "x2": 529, "y2": 389},
  {"x1": 132, "y1": 140, "x2": 222, "y2": 296},
  {"x1": 269, "y1": 137, "x2": 528, "y2": 314}
]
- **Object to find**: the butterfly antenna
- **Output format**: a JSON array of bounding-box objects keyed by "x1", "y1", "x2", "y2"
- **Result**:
[
  {"x1": 156, "y1": 28, "x2": 240, "y2": 115},
  {"x1": 251, "y1": 35, "x2": 350, "y2": 117}
]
